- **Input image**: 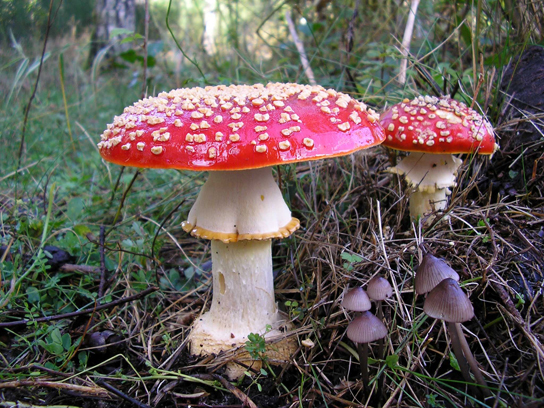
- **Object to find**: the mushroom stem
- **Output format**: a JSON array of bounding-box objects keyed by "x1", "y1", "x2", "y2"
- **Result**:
[
  {"x1": 184, "y1": 168, "x2": 295, "y2": 241},
  {"x1": 447, "y1": 321, "x2": 475, "y2": 391},
  {"x1": 376, "y1": 301, "x2": 385, "y2": 360},
  {"x1": 388, "y1": 152, "x2": 462, "y2": 219},
  {"x1": 376, "y1": 301, "x2": 385, "y2": 400},
  {"x1": 409, "y1": 188, "x2": 448, "y2": 218},
  {"x1": 453, "y1": 322, "x2": 492, "y2": 397},
  {"x1": 189, "y1": 239, "x2": 282, "y2": 354},
  {"x1": 357, "y1": 342, "x2": 369, "y2": 393}
]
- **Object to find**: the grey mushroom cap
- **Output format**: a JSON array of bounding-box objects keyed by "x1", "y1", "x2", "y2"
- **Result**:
[
  {"x1": 424, "y1": 278, "x2": 474, "y2": 323},
  {"x1": 341, "y1": 287, "x2": 371, "y2": 312},
  {"x1": 366, "y1": 276, "x2": 393, "y2": 301},
  {"x1": 415, "y1": 253, "x2": 460, "y2": 295},
  {"x1": 347, "y1": 311, "x2": 388, "y2": 343}
]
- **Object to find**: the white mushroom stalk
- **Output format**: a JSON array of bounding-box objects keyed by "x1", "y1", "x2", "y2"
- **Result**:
[
  {"x1": 183, "y1": 168, "x2": 297, "y2": 354},
  {"x1": 388, "y1": 152, "x2": 462, "y2": 217}
]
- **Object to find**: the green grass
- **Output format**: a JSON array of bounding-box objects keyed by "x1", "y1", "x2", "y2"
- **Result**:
[{"x1": 1, "y1": 0, "x2": 543, "y2": 406}]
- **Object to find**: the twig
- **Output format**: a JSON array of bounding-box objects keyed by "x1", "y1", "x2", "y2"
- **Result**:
[
  {"x1": 166, "y1": 0, "x2": 206, "y2": 83},
  {"x1": 110, "y1": 170, "x2": 140, "y2": 228},
  {"x1": 285, "y1": 9, "x2": 316, "y2": 85},
  {"x1": 398, "y1": 0, "x2": 421, "y2": 84},
  {"x1": 96, "y1": 379, "x2": 151, "y2": 408},
  {"x1": 0, "y1": 380, "x2": 110, "y2": 398},
  {"x1": 382, "y1": 340, "x2": 429, "y2": 408},
  {"x1": 60, "y1": 263, "x2": 101, "y2": 274},
  {"x1": 212, "y1": 374, "x2": 258, "y2": 408},
  {"x1": 0, "y1": 402, "x2": 80, "y2": 408},
  {"x1": 98, "y1": 225, "x2": 107, "y2": 299},
  {"x1": 0, "y1": 287, "x2": 158, "y2": 328},
  {"x1": 17, "y1": 0, "x2": 62, "y2": 171}
]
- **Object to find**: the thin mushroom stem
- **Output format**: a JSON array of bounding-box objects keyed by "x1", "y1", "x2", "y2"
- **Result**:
[
  {"x1": 454, "y1": 322, "x2": 492, "y2": 397},
  {"x1": 357, "y1": 342, "x2": 369, "y2": 394},
  {"x1": 447, "y1": 321, "x2": 475, "y2": 392},
  {"x1": 376, "y1": 301, "x2": 385, "y2": 360},
  {"x1": 376, "y1": 301, "x2": 385, "y2": 401}
]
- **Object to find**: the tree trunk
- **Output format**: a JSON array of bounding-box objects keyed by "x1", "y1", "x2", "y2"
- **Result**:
[
  {"x1": 89, "y1": 0, "x2": 136, "y2": 63},
  {"x1": 202, "y1": 0, "x2": 218, "y2": 56}
]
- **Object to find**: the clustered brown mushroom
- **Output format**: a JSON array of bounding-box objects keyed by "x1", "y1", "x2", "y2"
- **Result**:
[
  {"x1": 342, "y1": 283, "x2": 390, "y2": 395},
  {"x1": 417, "y1": 252, "x2": 491, "y2": 397}
]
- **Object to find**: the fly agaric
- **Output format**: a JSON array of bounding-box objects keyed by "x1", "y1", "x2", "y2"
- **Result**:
[
  {"x1": 380, "y1": 96, "x2": 497, "y2": 218},
  {"x1": 98, "y1": 83, "x2": 384, "y2": 372}
]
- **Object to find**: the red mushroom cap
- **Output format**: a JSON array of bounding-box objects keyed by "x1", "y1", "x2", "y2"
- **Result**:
[
  {"x1": 380, "y1": 96, "x2": 497, "y2": 155},
  {"x1": 98, "y1": 83, "x2": 385, "y2": 170}
]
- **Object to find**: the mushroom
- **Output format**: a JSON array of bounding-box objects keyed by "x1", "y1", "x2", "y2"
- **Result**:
[
  {"x1": 380, "y1": 96, "x2": 498, "y2": 219},
  {"x1": 97, "y1": 83, "x2": 385, "y2": 375},
  {"x1": 424, "y1": 278, "x2": 491, "y2": 397},
  {"x1": 415, "y1": 252, "x2": 460, "y2": 295},
  {"x1": 341, "y1": 287, "x2": 382, "y2": 393},
  {"x1": 366, "y1": 276, "x2": 392, "y2": 366},
  {"x1": 342, "y1": 286, "x2": 372, "y2": 312},
  {"x1": 346, "y1": 311, "x2": 388, "y2": 394}
]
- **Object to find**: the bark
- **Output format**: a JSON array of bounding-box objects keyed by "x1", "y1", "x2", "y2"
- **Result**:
[{"x1": 89, "y1": 0, "x2": 136, "y2": 63}]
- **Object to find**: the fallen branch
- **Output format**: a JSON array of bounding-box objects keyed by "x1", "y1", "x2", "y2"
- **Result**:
[
  {"x1": 0, "y1": 287, "x2": 158, "y2": 328},
  {"x1": 0, "y1": 380, "x2": 110, "y2": 398}
]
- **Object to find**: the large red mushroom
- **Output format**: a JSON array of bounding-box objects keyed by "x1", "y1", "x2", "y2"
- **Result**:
[
  {"x1": 97, "y1": 83, "x2": 384, "y2": 375},
  {"x1": 380, "y1": 96, "x2": 498, "y2": 219}
]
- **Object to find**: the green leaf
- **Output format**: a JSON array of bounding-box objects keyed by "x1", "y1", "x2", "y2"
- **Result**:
[
  {"x1": 385, "y1": 354, "x2": 399, "y2": 369},
  {"x1": 26, "y1": 286, "x2": 40, "y2": 304},
  {"x1": 110, "y1": 28, "x2": 134, "y2": 38},
  {"x1": 50, "y1": 328, "x2": 62, "y2": 345},
  {"x1": 73, "y1": 224, "x2": 91, "y2": 236},
  {"x1": 120, "y1": 50, "x2": 137, "y2": 63},
  {"x1": 61, "y1": 333, "x2": 71, "y2": 351},
  {"x1": 449, "y1": 351, "x2": 460, "y2": 371}
]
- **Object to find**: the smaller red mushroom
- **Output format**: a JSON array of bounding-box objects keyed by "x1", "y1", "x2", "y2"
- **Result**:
[{"x1": 380, "y1": 96, "x2": 498, "y2": 219}]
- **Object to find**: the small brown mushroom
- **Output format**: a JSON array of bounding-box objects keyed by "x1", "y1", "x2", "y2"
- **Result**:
[
  {"x1": 342, "y1": 287, "x2": 372, "y2": 312},
  {"x1": 346, "y1": 311, "x2": 388, "y2": 394},
  {"x1": 366, "y1": 275, "x2": 393, "y2": 382},
  {"x1": 424, "y1": 278, "x2": 491, "y2": 397},
  {"x1": 415, "y1": 253, "x2": 460, "y2": 295}
]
